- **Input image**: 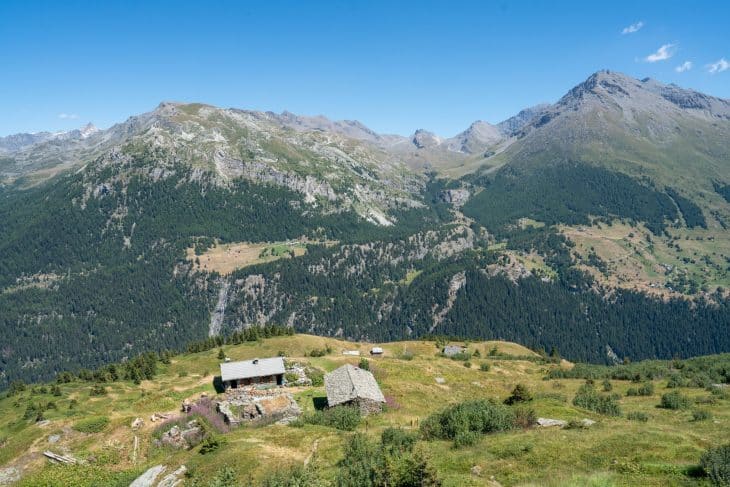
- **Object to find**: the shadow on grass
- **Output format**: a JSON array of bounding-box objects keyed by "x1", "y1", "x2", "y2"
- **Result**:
[
  {"x1": 212, "y1": 376, "x2": 225, "y2": 394},
  {"x1": 682, "y1": 464, "x2": 705, "y2": 479},
  {"x1": 312, "y1": 396, "x2": 328, "y2": 411}
]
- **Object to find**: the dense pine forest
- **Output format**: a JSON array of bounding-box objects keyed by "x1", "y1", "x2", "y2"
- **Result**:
[{"x1": 1, "y1": 148, "x2": 729, "y2": 390}]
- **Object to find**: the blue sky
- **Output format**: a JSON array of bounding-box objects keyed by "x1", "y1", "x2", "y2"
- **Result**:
[{"x1": 1, "y1": 0, "x2": 728, "y2": 137}]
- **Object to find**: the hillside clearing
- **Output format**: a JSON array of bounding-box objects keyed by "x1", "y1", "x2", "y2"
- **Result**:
[{"x1": 186, "y1": 240, "x2": 315, "y2": 275}]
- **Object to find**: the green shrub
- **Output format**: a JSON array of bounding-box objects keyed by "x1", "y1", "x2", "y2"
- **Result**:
[
  {"x1": 301, "y1": 405, "x2": 361, "y2": 431},
  {"x1": 306, "y1": 367, "x2": 325, "y2": 387},
  {"x1": 659, "y1": 391, "x2": 691, "y2": 410},
  {"x1": 7, "y1": 380, "x2": 27, "y2": 397},
  {"x1": 666, "y1": 373, "x2": 685, "y2": 388},
  {"x1": 420, "y1": 399, "x2": 515, "y2": 446},
  {"x1": 308, "y1": 347, "x2": 330, "y2": 357},
  {"x1": 505, "y1": 384, "x2": 533, "y2": 405},
  {"x1": 450, "y1": 352, "x2": 471, "y2": 362},
  {"x1": 572, "y1": 384, "x2": 622, "y2": 416},
  {"x1": 696, "y1": 395, "x2": 719, "y2": 405},
  {"x1": 627, "y1": 411, "x2": 649, "y2": 422},
  {"x1": 463, "y1": 361, "x2": 472, "y2": 368},
  {"x1": 691, "y1": 409, "x2": 712, "y2": 422},
  {"x1": 284, "y1": 372, "x2": 299, "y2": 384},
  {"x1": 626, "y1": 388, "x2": 638, "y2": 397},
  {"x1": 602, "y1": 379, "x2": 612, "y2": 392},
  {"x1": 199, "y1": 435, "x2": 226, "y2": 454},
  {"x1": 480, "y1": 363, "x2": 490, "y2": 372},
  {"x1": 700, "y1": 444, "x2": 730, "y2": 486},
  {"x1": 513, "y1": 407, "x2": 537, "y2": 429},
  {"x1": 335, "y1": 433, "x2": 441, "y2": 487},
  {"x1": 637, "y1": 383, "x2": 655, "y2": 396},
  {"x1": 381, "y1": 427, "x2": 418, "y2": 453},
  {"x1": 73, "y1": 416, "x2": 110, "y2": 433},
  {"x1": 358, "y1": 358, "x2": 370, "y2": 371},
  {"x1": 89, "y1": 384, "x2": 107, "y2": 397}
]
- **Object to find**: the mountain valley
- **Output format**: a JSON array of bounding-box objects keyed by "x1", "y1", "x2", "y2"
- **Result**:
[{"x1": 1, "y1": 71, "x2": 729, "y2": 391}]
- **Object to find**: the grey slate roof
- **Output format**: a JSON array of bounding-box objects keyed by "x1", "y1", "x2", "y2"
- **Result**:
[
  {"x1": 442, "y1": 345, "x2": 465, "y2": 357},
  {"x1": 325, "y1": 364, "x2": 385, "y2": 407},
  {"x1": 220, "y1": 357, "x2": 285, "y2": 382}
]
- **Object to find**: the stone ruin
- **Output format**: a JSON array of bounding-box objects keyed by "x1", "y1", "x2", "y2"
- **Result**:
[{"x1": 217, "y1": 388, "x2": 301, "y2": 425}]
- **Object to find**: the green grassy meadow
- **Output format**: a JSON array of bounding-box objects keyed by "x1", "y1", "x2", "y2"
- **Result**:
[{"x1": 0, "y1": 335, "x2": 727, "y2": 486}]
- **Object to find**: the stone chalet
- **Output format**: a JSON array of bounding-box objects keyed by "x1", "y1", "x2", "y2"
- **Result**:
[
  {"x1": 324, "y1": 364, "x2": 385, "y2": 415},
  {"x1": 220, "y1": 357, "x2": 285, "y2": 390}
]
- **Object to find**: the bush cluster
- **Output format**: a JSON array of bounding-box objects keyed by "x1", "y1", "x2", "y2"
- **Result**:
[
  {"x1": 627, "y1": 411, "x2": 649, "y2": 422},
  {"x1": 700, "y1": 444, "x2": 730, "y2": 486},
  {"x1": 298, "y1": 405, "x2": 361, "y2": 431},
  {"x1": 336, "y1": 432, "x2": 441, "y2": 486},
  {"x1": 691, "y1": 409, "x2": 712, "y2": 422},
  {"x1": 572, "y1": 384, "x2": 622, "y2": 416},
  {"x1": 626, "y1": 383, "x2": 654, "y2": 397},
  {"x1": 420, "y1": 400, "x2": 516, "y2": 447},
  {"x1": 659, "y1": 391, "x2": 691, "y2": 410}
]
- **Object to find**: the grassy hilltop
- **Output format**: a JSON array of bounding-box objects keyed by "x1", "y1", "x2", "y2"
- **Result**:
[{"x1": 0, "y1": 334, "x2": 728, "y2": 486}]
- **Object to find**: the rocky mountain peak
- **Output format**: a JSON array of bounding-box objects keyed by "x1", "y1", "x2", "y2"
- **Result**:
[
  {"x1": 411, "y1": 129, "x2": 442, "y2": 149},
  {"x1": 445, "y1": 121, "x2": 503, "y2": 154},
  {"x1": 78, "y1": 123, "x2": 99, "y2": 138}
]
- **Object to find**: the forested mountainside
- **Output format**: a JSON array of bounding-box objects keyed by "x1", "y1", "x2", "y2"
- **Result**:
[{"x1": 1, "y1": 71, "x2": 730, "y2": 389}]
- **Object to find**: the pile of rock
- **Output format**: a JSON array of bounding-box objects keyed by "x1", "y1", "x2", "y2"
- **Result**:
[
  {"x1": 284, "y1": 363, "x2": 312, "y2": 386},
  {"x1": 155, "y1": 420, "x2": 204, "y2": 450},
  {"x1": 218, "y1": 391, "x2": 301, "y2": 426}
]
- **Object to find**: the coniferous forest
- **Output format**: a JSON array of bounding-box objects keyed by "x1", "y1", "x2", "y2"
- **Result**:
[{"x1": 1, "y1": 151, "x2": 729, "y2": 390}]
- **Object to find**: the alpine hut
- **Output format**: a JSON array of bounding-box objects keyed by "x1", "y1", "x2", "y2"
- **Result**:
[
  {"x1": 324, "y1": 364, "x2": 385, "y2": 415},
  {"x1": 219, "y1": 357, "x2": 285, "y2": 390}
]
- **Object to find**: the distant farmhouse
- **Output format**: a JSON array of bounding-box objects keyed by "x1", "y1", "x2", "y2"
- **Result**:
[
  {"x1": 370, "y1": 346, "x2": 384, "y2": 356},
  {"x1": 442, "y1": 345, "x2": 466, "y2": 357},
  {"x1": 325, "y1": 364, "x2": 385, "y2": 415},
  {"x1": 220, "y1": 357, "x2": 285, "y2": 390}
]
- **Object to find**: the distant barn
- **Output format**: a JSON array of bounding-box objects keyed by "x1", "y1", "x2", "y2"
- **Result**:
[
  {"x1": 370, "y1": 346, "x2": 384, "y2": 356},
  {"x1": 220, "y1": 357, "x2": 285, "y2": 390},
  {"x1": 324, "y1": 364, "x2": 385, "y2": 415}
]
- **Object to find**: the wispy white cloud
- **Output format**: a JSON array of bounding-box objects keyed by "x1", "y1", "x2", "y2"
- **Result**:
[
  {"x1": 58, "y1": 113, "x2": 79, "y2": 120},
  {"x1": 706, "y1": 58, "x2": 729, "y2": 74},
  {"x1": 621, "y1": 21, "x2": 644, "y2": 35},
  {"x1": 675, "y1": 61, "x2": 692, "y2": 73},
  {"x1": 645, "y1": 44, "x2": 675, "y2": 63}
]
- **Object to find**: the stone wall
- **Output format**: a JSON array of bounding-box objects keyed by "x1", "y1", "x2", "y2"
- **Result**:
[{"x1": 354, "y1": 398, "x2": 384, "y2": 416}]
